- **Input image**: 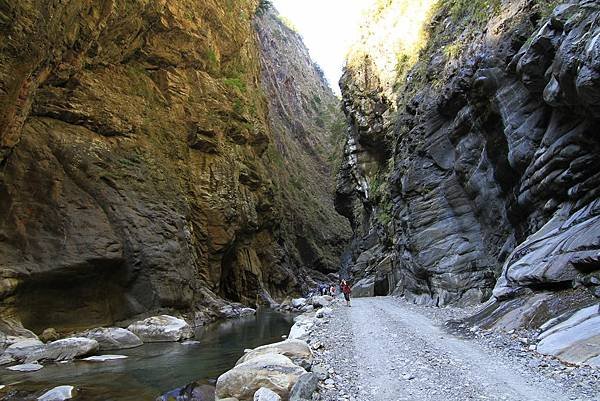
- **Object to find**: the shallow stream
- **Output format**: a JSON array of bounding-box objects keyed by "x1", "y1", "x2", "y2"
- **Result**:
[{"x1": 1, "y1": 309, "x2": 295, "y2": 400}]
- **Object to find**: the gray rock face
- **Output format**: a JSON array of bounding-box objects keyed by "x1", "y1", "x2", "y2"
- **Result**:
[
  {"x1": 536, "y1": 304, "x2": 600, "y2": 366},
  {"x1": 80, "y1": 327, "x2": 142, "y2": 350},
  {"x1": 336, "y1": 0, "x2": 600, "y2": 313}
]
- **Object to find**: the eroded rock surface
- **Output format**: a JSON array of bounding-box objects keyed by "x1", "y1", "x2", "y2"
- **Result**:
[
  {"x1": 0, "y1": 0, "x2": 349, "y2": 334},
  {"x1": 336, "y1": 0, "x2": 600, "y2": 311}
]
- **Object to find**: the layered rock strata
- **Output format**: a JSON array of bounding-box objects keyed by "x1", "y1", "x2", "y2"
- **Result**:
[{"x1": 336, "y1": 0, "x2": 600, "y2": 314}]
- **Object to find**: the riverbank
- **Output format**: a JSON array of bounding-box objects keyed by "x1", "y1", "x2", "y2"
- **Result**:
[{"x1": 1, "y1": 309, "x2": 294, "y2": 401}]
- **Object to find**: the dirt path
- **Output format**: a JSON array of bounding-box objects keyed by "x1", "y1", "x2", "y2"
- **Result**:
[{"x1": 312, "y1": 297, "x2": 596, "y2": 401}]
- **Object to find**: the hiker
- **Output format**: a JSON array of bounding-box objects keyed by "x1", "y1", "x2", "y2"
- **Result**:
[
  {"x1": 329, "y1": 284, "x2": 336, "y2": 296},
  {"x1": 341, "y1": 279, "x2": 351, "y2": 307}
]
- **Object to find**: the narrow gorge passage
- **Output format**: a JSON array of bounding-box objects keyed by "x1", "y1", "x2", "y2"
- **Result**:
[{"x1": 315, "y1": 298, "x2": 590, "y2": 401}]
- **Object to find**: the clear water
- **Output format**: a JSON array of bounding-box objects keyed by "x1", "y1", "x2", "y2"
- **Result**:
[{"x1": 1, "y1": 309, "x2": 295, "y2": 400}]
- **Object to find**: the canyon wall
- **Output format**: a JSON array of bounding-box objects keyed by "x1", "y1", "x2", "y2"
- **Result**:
[
  {"x1": 337, "y1": 0, "x2": 600, "y2": 320},
  {"x1": 0, "y1": 0, "x2": 349, "y2": 334}
]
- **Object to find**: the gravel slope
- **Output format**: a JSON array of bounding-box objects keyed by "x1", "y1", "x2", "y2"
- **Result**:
[{"x1": 310, "y1": 297, "x2": 599, "y2": 401}]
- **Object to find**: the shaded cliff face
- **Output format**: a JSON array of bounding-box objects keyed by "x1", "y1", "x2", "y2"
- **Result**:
[
  {"x1": 0, "y1": 0, "x2": 348, "y2": 333},
  {"x1": 255, "y1": 10, "x2": 351, "y2": 280},
  {"x1": 336, "y1": 0, "x2": 600, "y2": 312}
]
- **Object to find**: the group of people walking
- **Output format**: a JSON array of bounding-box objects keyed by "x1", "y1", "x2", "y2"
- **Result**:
[{"x1": 316, "y1": 280, "x2": 352, "y2": 307}]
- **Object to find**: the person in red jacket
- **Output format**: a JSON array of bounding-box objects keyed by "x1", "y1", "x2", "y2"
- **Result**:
[{"x1": 341, "y1": 280, "x2": 351, "y2": 307}]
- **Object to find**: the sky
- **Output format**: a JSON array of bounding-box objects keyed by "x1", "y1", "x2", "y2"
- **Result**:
[{"x1": 271, "y1": 0, "x2": 370, "y2": 94}]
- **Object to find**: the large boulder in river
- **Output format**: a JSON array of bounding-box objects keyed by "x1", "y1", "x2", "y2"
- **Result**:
[
  {"x1": 536, "y1": 304, "x2": 600, "y2": 366},
  {"x1": 25, "y1": 337, "x2": 99, "y2": 363},
  {"x1": 3, "y1": 338, "x2": 45, "y2": 360},
  {"x1": 127, "y1": 315, "x2": 193, "y2": 342},
  {"x1": 216, "y1": 354, "x2": 306, "y2": 401},
  {"x1": 237, "y1": 339, "x2": 313, "y2": 370},
  {"x1": 81, "y1": 327, "x2": 142, "y2": 350}
]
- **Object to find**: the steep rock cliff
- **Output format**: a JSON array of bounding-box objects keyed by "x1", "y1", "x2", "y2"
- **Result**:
[
  {"x1": 0, "y1": 0, "x2": 349, "y2": 334},
  {"x1": 336, "y1": 0, "x2": 600, "y2": 317}
]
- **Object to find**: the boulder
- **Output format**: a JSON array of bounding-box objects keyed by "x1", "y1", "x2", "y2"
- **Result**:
[
  {"x1": 253, "y1": 387, "x2": 281, "y2": 401},
  {"x1": 4, "y1": 338, "x2": 45, "y2": 361},
  {"x1": 37, "y1": 385, "x2": 75, "y2": 401},
  {"x1": 215, "y1": 354, "x2": 306, "y2": 401},
  {"x1": 6, "y1": 362, "x2": 43, "y2": 372},
  {"x1": 300, "y1": 305, "x2": 314, "y2": 313},
  {"x1": 39, "y1": 328, "x2": 60, "y2": 343},
  {"x1": 289, "y1": 373, "x2": 318, "y2": 401},
  {"x1": 25, "y1": 338, "x2": 99, "y2": 363},
  {"x1": 220, "y1": 305, "x2": 257, "y2": 319},
  {"x1": 236, "y1": 339, "x2": 313, "y2": 370},
  {"x1": 315, "y1": 308, "x2": 332, "y2": 319},
  {"x1": 127, "y1": 315, "x2": 193, "y2": 342},
  {"x1": 291, "y1": 298, "x2": 307, "y2": 309},
  {"x1": 288, "y1": 316, "x2": 315, "y2": 340},
  {"x1": 311, "y1": 296, "x2": 333, "y2": 308},
  {"x1": 537, "y1": 304, "x2": 600, "y2": 366},
  {"x1": 81, "y1": 327, "x2": 142, "y2": 350}
]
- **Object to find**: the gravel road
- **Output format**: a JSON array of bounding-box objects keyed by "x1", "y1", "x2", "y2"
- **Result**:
[{"x1": 310, "y1": 297, "x2": 600, "y2": 401}]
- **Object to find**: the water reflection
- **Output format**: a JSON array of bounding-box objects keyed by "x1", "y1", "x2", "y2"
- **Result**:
[{"x1": 0, "y1": 309, "x2": 295, "y2": 401}]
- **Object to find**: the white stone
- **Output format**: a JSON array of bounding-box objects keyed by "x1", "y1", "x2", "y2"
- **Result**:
[
  {"x1": 127, "y1": 315, "x2": 193, "y2": 342},
  {"x1": 291, "y1": 298, "x2": 307, "y2": 308},
  {"x1": 181, "y1": 340, "x2": 201, "y2": 345},
  {"x1": 37, "y1": 385, "x2": 75, "y2": 401},
  {"x1": 253, "y1": 387, "x2": 281, "y2": 401},
  {"x1": 288, "y1": 316, "x2": 315, "y2": 340},
  {"x1": 81, "y1": 355, "x2": 128, "y2": 362},
  {"x1": 6, "y1": 363, "x2": 43, "y2": 372},
  {"x1": 316, "y1": 307, "x2": 333, "y2": 318}
]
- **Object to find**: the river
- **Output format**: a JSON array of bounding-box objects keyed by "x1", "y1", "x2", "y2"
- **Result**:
[{"x1": 1, "y1": 309, "x2": 295, "y2": 400}]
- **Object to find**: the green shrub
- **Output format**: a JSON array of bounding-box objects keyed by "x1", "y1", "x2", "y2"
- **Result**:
[
  {"x1": 448, "y1": 0, "x2": 501, "y2": 25},
  {"x1": 223, "y1": 77, "x2": 247, "y2": 93}
]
